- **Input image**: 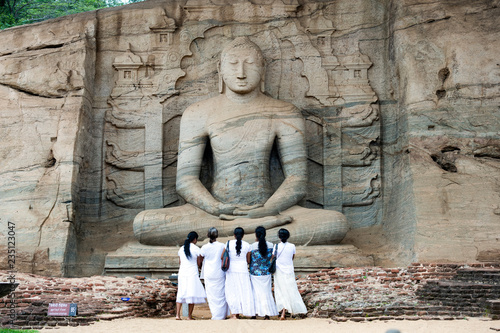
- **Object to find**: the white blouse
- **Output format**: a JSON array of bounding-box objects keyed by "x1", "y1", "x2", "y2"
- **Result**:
[
  {"x1": 273, "y1": 242, "x2": 296, "y2": 275},
  {"x1": 200, "y1": 241, "x2": 225, "y2": 279}
]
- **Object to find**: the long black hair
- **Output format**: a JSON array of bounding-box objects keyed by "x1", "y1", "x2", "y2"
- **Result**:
[
  {"x1": 183, "y1": 231, "x2": 198, "y2": 259},
  {"x1": 234, "y1": 227, "x2": 244, "y2": 256},
  {"x1": 207, "y1": 227, "x2": 218, "y2": 243},
  {"x1": 255, "y1": 226, "x2": 268, "y2": 256},
  {"x1": 278, "y1": 228, "x2": 290, "y2": 243}
]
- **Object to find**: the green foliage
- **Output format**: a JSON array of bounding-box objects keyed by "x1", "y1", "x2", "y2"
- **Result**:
[
  {"x1": 0, "y1": 0, "x2": 140, "y2": 29},
  {"x1": 0, "y1": 329, "x2": 39, "y2": 333}
]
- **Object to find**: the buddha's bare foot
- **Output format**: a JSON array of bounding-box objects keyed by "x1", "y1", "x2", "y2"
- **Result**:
[
  {"x1": 277, "y1": 215, "x2": 293, "y2": 224},
  {"x1": 257, "y1": 214, "x2": 292, "y2": 230}
]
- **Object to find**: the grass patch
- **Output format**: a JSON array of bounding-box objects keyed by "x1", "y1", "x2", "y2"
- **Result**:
[{"x1": 0, "y1": 329, "x2": 39, "y2": 333}]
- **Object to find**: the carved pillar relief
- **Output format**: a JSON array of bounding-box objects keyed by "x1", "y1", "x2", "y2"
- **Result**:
[
  {"x1": 299, "y1": 11, "x2": 381, "y2": 227},
  {"x1": 336, "y1": 52, "x2": 381, "y2": 228}
]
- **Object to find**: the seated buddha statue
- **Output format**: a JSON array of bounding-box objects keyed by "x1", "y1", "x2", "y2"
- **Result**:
[{"x1": 133, "y1": 37, "x2": 349, "y2": 246}]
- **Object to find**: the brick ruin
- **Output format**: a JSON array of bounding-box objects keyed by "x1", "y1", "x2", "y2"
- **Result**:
[
  {"x1": 1, "y1": 263, "x2": 499, "y2": 329},
  {"x1": 299, "y1": 263, "x2": 500, "y2": 320},
  {"x1": 0, "y1": 274, "x2": 177, "y2": 329}
]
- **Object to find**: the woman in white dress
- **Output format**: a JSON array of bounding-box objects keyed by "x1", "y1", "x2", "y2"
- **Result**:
[
  {"x1": 221, "y1": 227, "x2": 255, "y2": 319},
  {"x1": 199, "y1": 227, "x2": 229, "y2": 320},
  {"x1": 248, "y1": 226, "x2": 279, "y2": 319},
  {"x1": 273, "y1": 228, "x2": 307, "y2": 320},
  {"x1": 176, "y1": 231, "x2": 207, "y2": 320}
]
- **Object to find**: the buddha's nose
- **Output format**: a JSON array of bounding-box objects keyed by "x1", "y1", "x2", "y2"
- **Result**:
[{"x1": 237, "y1": 63, "x2": 246, "y2": 79}]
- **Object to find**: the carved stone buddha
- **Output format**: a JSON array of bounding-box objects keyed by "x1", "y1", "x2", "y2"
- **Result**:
[{"x1": 133, "y1": 37, "x2": 349, "y2": 246}]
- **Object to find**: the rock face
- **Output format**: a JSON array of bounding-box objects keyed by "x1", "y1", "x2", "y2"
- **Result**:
[
  {"x1": 0, "y1": 12, "x2": 98, "y2": 276},
  {"x1": 0, "y1": 0, "x2": 498, "y2": 277}
]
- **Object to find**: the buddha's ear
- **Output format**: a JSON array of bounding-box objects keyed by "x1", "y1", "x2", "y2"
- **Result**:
[
  {"x1": 217, "y1": 61, "x2": 225, "y2": 94},
  {"x1": 260, "y1": 70, "x2": 266, "y2": 93},
  {"x1": 260, "y1": 59, "x2": 266, "y2": 93}
]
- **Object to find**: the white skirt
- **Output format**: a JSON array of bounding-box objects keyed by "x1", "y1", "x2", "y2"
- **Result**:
[
  {"x1": 250, "y1": 275, "x2": 279, "y2": 317},
  {"x1": 204, "y1": 276, "x2": 230, "y2": 320},
  {"x1": 273, "y1": 269, "x2": 307, "y2": 314},
  {"x1": 176, "y1": 273, "x2": 207, "y2": 304},
  {"x1": 225, "y1": 271, "x2": 255, "y2": 317}
]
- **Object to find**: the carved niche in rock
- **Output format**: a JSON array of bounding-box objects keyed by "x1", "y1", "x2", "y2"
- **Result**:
[{"x1": 103, "y1": 1, "x2": 381, "y2": 231}]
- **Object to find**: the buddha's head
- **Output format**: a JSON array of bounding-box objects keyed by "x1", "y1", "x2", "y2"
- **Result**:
[{"x1": 218, "y1": 37, "x2": 266, "y2": 94}]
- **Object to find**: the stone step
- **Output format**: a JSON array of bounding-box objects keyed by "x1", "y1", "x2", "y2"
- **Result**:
[
  {"x1": 96, "y1": 312, "x2": 134, "y2": 321},
  {"x1": 106, "y1": 306, "x2": 133, "y2": 314}
]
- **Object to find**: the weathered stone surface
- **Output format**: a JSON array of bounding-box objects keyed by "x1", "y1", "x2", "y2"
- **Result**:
[
  {"x1": 384, "y1": 0, "x2": 500, "y2": 265},
  {"x1": 0, "y1": 0, "x2": 498, "y2": 276},
  {"x1": 0, "y1": 13, "x2": 98, "y2": 276},
  {"x1": 344, "y1": 0, "x2": 500, "y2": 267}
]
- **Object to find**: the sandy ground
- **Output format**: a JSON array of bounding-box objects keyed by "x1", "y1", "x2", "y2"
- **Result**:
[
  {"x1": 38, "y1": 304, "x2": 500, "y2": 333},
  {"x1": 38, "y1": 317, "x2": 499, "y2": 333}
]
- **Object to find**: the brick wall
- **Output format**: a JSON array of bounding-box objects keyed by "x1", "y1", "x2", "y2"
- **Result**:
[
  {"x1": 0, "y1": 272, "x2": 176, "y2": 329},
  {"x1": 298, "y1": 263, "x2": 500, "y2": 321},
  {"x1": 1, "y1": 262, "x2": 499, "y2": 329}
]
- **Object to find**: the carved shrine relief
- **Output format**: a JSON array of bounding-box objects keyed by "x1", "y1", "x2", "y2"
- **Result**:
[
  {"x1": 103, "y1": 2, "x2": 382, "y2": 228},
  {"x1": 149, "y1": 9, "x2": 176, "y2": 50}
]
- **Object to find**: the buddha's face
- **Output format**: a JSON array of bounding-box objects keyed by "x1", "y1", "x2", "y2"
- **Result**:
[{"x1": 220, "y1": 47, "x2": 263, "y2": 94}]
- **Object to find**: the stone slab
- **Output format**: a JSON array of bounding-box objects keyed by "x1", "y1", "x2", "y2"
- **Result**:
[{"x1": 104, "y1": 241, "x2": 374, "y2": 278}]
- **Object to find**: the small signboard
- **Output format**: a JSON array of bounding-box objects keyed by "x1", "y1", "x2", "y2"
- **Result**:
[{"x1": 48, "y1": 303, "x2": 77, "y2": 316}]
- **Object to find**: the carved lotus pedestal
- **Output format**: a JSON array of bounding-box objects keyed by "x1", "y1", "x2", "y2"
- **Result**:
[{"x1": 104, "y1": 242, "x2": 374, "y2": 278}]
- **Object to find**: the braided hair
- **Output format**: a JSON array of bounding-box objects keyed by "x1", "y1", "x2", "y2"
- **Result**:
[
  {"x1": 234, "y1": 227, "x2": 244, "y2": 256},
  {"x1": 207, "y1": 227, "x2": 218, "y2": 243},
  {"x1": 255, "y1": 226, "x2": 268, "y2": 256},
  {"x1": 183, "y1": 231, "x2": 198, "y2": 259},
  {"x1": 278, "y1": 228, "x2": 290, "y2": 243}
]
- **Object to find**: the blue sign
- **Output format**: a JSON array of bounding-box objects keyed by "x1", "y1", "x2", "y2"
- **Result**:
[{"x1": 69, "y1": 303, "x2": 77, "y2": 316}]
